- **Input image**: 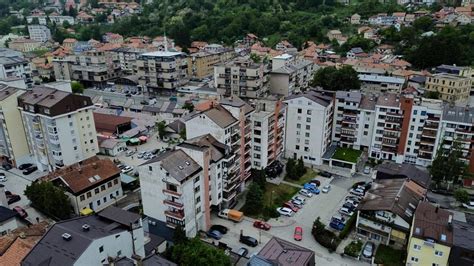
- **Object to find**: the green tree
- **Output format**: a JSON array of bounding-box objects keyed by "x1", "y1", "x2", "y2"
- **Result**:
[
  {"x1": 71, "y1": 81, "x2": 84, "y2": 94},
  {"x1": 454, "y1": 189, "x2": 469, "y2": 204},
  {"x1": 172, "y1": 237, "x2": 231, "y2": 266},
  {"x1": 424, "y1": 91, "x2": 440, "y2": 99},
  {"x1": 182, "y1": 102, "x2": 194, "y2": 112},
  {"x1": 24, "y1": 181, "x2": 73, "y2": 220},
  {"x1": 250, "y1": 53, "x2": 261, "y2": 63},
  {"x1": 156, "y1": 121, "x2": 167, "y2": 140},
  {"x1": 179, "y1": 128, "x2": 186, "y2": 140},
  {"x1": 286, "y1": 158, "x2": 297, "y2": 180},
  {"x1": 253, "y1": 169, "x2": 267, "y2": 191},
  {"x1": 430, "y1": 140, "x2": 467, "y2": 187},
  {"x1": 245, "y1": 183, "x2": 264, "y2": 215},
  {"x1": 311, "y1": 66, "x2": 360, "y2": 91},
  {"x1": 296, "y1": 157, "x2": 306, "y2": 178},
  {"x1": 412, "y1": 16, "x2": 433, "y2": 32},
  {"x1": 173, "y1": 225, "x2": 188, "y2": 245}
]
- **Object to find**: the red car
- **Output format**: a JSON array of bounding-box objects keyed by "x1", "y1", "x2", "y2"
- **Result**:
[
  {"x1": 13, "y1": 206, "x2": 28, "y2": 218},
  {"x1": 253, "y1": 220, "x2": 271, "y2": 230},
  {"x1": 294, "y1": 226, "x2": 303, "y2": 241},
  {"x1": 283, "y1": 202, "x2": 299, "y2": 212}
]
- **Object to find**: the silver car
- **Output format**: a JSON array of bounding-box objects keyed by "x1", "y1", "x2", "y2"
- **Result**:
[
  {"x1": 322, "y1": 185, "x2": 331, "y2": 193},
  {"x1": 362, "y1": 242, "x2": 375, "y2": 258}
]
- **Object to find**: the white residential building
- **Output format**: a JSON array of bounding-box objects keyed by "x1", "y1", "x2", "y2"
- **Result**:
[
  {"x1": 269, "y1": 54, "x2": 316, "y2": 96},
  {"x1": 26, "y1": 15, "x2": 74, "y2": 25},
  {"x1": 359, "y1": 74, "x2": 405, "y2": 93},
  {"x1": 0, "y1": 48, "x2": 33, "y2": 87},
  {"x1": 18, "y1": 87, "x2": 98, "y2": 171},
  {"x1": 22, "y1": 207, "x2": 145, "y2": 265},
  {"x1": 28, "y1": 25, "x2": 51, "y2": 43},
  {"x1": 284, "y1": 90, "x2": 334, "y2": 165}
]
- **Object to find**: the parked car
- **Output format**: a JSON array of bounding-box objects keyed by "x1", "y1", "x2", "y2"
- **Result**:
[
  {"x1": 363, "y1": 166, "x2": 371, "y2": 174},
  {"x1": 5, "y1": 191, "x2": 12, "y2": 196},
  {"x1": 7, "y1": 194, "x2": 21, "y2": 205},
  {"x1": 210, "y1": 224, "x2": 228, "y2": 234},
  {"x1": 319, "y1": 171, "x2": 332, "y2": 178},
  {"x1": 276, "y1": 207, "x2": 294, "y2": 217},
  {"x1": 265, "y1": 161, "x2": 283, "y2": 178},
  {"x1": 253, "y1": 220, "x2": 271, "y2": 230},
  {"x1": 125, "y1": 150, "x2": 135, "y2": 157},
  {"x1": 309, "y1": 179, "x2": 321, "y2": 186},
  {"x1": 22, "y1": 166, "x2": 37, "y2": 175},
  {"x1": 18, "y1": 163, "x2": 33, "y2": 170},
  {"x1": 362, "y1": 242, "x2": 375, "y2": 258},
  {"x1": 299, "y1": 189, "x2": 313, "y2": 198},
  {"x1": 292, "y1": 196, "x2": 306, "y2": 204},
  {"x1": 345, "y1": 195, "x2": 362, "y2": 202},
  {"x1": 291, "y1": 199, "x2": 304, "y2": 208},
  {"x1": 462, "y1": 201, "x2": 474, "y2": 210},
  {"x1": 330, "y1": 219, "x2": 345, "y2": 231},
  {"x1": 339, "y1": 207, "x2": 355, "y2": 217},
  {"x1": 0, "y1": 174, "x2": 6, "y2": 182},
  {"x1": 322, "y1": 185, "x2": 331, "y2": 193},
  {"x1": 13, "y1": 206, "x2": 27, "y2": 218},
  {"x1": 237, "y1": 247, "x2": 249, "y2": 257},
  {"x1": 294, "y1": 226, "x2": 303, "y2": 241},
  {"x1": 349, "y1": 188, "x2": 364, "y2": 197},
  {"x1": 345, "y1": 199, "x2": 359, "y2": 208},
  {"x1": 137, "y1": 152, "x2": 147, "y2": 159},
  {"x1": 283, "y1": 202, "x2": 299, "y2": 212},
  {"x1": 240, "y1": 235, "x2": 258, "y2": 247},
  {"x1": 206, "y1": 230, "x2": 222, "y2": 240},
  {"x1": 303, "y1": 184, "x2": 320, "y2": 195},
  {"x1": 121, "y1": 166, "x2": 134, "y2": 173},
  {"x1": 343, "y1": 202, "x2": 356, "y2": 211}
]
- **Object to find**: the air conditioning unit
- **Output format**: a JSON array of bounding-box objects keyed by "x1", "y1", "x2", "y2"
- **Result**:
[{"x1": 62, "y1": 233, "x2": 72, "y2": 241}]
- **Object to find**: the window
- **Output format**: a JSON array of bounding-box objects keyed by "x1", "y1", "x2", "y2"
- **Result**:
[
  {"x1": 364, "y1": 131, "x2": 368, "y2": 136},
  {"x1": 297, "y1": 108, "x2": 302, "y2": 114},
  {"x1": 114, "y1": 179, "x2": 118, "y2": 185},
  {"x1": 295, "y1": 145, "x2": 300, "y2": 150},
  {"x1": 86, "y1": 192, "x2": 91, "y2": 198},
  {"x1": 103, "y1": 197, "x2": 107, "y2": 203},
  {"x1": 364, "y1": 124, "x2": 369, "y2": 129},
  {"x1": 411, "y1": 257, "x2": 418, "y2": 262},
  {"x1": 108, "y1": 182, "x2": 112, "y2": 188},
  {"x1": 97, "y1": 200, "x2": 101, "y2": 206},
  {"x1": 254, "y1": 154, "x2": 261, "y2": 159},
  {"x1": 305, "y1": 132, "x2": 310, "y2": 137},
  {"x1": 296, "y1": 124, "x2": 301, "y2": 129},
  {"x1": 194, "y1": 176, "x2": 200, "y2": 183},
  {"x1": 304, "y1": 147, "x2": 309, "y2": 152},
  {"x1": 196, "y1": 196, "x2": 201, "y2": 203},
  {"x1": 254, "y1": 146, "x2": 261, "y2": 151},
  {"x1": 306, "y1": 125, "x2": 310, "y2": 130},
  {"x1": 148, "y1": 166, "x2": 152, "y2": 171},
  {"x1": 196, "y1": 206, "x2": 201, "y2": 213},
  {"x1": 74, "y1": 146, "x2": 78, "y2": 151},
  {"x1": 413, "y1": 244, "x2": 421, "y2": 250},
  {"x1": 99, "y1": 246, "x2": 104, "y2": 253},
  {"x1": 80, "y1": 195, "x2": 85, "y2": 201},
  {"x1": 306, "y1": 117, "x2": 311, "y2": 123},
  {"x1": 194, "y1": 186, "x2": 200, "y2": 193},
  {"x1": 116, "y1": 191, "x2": 119, "y2": 196},
  {"x1": 435, "y1": 250, "x2": 443, "y2": 256},
  {"x1": 307, "y1": 110, "x2": 312, "y2": 115},
  {"x1": 94, "y1": 188, "x2": 100, "y2": 194},
  {"x1": 101, "y1": 185, "x2": 105, "y2": 191},
  {"x1": 69, "y1": 122, "x2": 73, "y2": 127},
  {"x1": 117, "y1": 250, "x2": 122, "y2": 256}
]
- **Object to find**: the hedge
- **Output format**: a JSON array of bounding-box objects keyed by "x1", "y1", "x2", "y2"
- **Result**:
[
  {"x1": 339, "y1": 214, "x2": 357, "y2": 239},
  {"x1": 312, "y1": 217, "x2": 341, "y2": 252}
]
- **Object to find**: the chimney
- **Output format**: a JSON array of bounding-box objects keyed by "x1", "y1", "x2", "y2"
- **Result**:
[
  {"x1": 448, "y1": 215, "x2": 453, "y2": 230},
  {"x1": 49, "y1": 94, "x2": 54, "y2": 99},
  {"x1": 0, "y1": 184, "x2": 8, "y2": 207},
  {"x1": 92, "y1": 163, "x2": 98, "y2": 169},
  {"x1": 435, "y1": 205, "x2": 439, "y2": 213}
]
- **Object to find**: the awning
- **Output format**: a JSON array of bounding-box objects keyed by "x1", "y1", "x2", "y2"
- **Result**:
[
  {"x1": 80, "y1": 208, "x2": 94, "y2": 216},
  {"x1": 139, "y1": 136, "x2": 148, "y2": 141},
  {"x1": 120, "y1": 173, "x2": 136, "y2": 184},
  {"x1": 129, "y1": 138, "x2": 140, "y2": 143}
]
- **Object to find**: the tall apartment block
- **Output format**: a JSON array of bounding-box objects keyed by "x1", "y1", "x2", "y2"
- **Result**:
[
  {"x1": 18, "y1": 87, "x2": 98, "y2": 171},
  {"x1": 0, "y1": 48, "x2": 33, "y2": 87},
  {"x1": 188, "y1": 47, "x2": 234, "y2": 79},
  {"x1": 185, "y1": 97, "x2": 254, "y2": 208},
  {"x1": 111, "y1": 47, "x2": 148, "y2": 74},
  {"x1": 269, "y1": 54, "x2": 315, "y2": 96},
  {"x1": 214, "y1": 57, "x2": 269, "y2": 98},
  {"x1": 0, "y1": 86, "x2": 29, "y2": 167},
  {"x1": 135, "y1": 51, "x2": 188, "y2": 95},
  {"x1": 425, "y1": 73, "x2": 470, "y2": 104},
  {"x1": 27, "y1": 24, "x2": 51, "y2": 43},
  {"x1": 284, "y1": 90, "x2": 334, "y2": 165},
  {"x1": 71, "y1": 51, "x2": 122, "y2": 87},
  {"x1": 250, "y1": 98, "x2": 286, "y2": 169}
]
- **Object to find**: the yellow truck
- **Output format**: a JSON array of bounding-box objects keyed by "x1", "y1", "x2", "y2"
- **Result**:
[{"x1": 218, "y1": 209, "x2": 244, "y2": 222}]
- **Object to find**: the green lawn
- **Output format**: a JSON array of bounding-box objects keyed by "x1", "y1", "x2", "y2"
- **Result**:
[
  {"x1": 332, "y1": 147, "x2": 362, "y2": 163},
  {"x1": 374, "y1": 245, "x2": 406, "y2": 266},
  {"x1": 284, "y1": 168, "x2": 318, "y2": 186}
]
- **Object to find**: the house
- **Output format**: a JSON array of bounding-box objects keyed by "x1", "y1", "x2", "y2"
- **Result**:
[
  {"x1": 449, "y1": 220, "x2": 474, "y2": 266},
  {"x1": 375, "y1": 162, "x2": 431, "y2": 189},
  {"x1": 21, "y1": 207, "x2": 145, "y2": 265},
  {"x1": 346, "y1": 47, "x2": 367, "y2": 59},
  {"x1": 0, "y1": 206, "x2": 20, "y2": 236},
  {"x1": 98, "y1": 136, "x2": 127, "y2": 157},
  {"x1": 351, "y1": 13, "x2": 361, "y2": 24},
  {"x1": 356, "y1": 179, "x2": 426, "y2": 249},
  {"x1": 45, "y1": 157, "x2": 123, "y2": 214},
  {"x1": 327, "y1": 30, "x2": 342, "y2": 41},
  {"x1": 406, "y1": 202, "x2": 453, "y2": 266},
  {"x1": 164, "y1": 119, "x2": 185, "y2": 141},
  {"x1": 93, "y1": 112, "x2": 133, "y2": 136},
  {"x1": 248, "y1": 237, "x2": 315, "y2": 266}
]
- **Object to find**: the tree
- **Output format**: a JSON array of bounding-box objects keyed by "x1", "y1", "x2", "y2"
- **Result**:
[
  {"x1": 179, "y1": 128, "x2": 186, "y2": 140},
  {"x1": 253, "y1": 169, "x2": 267, "y2": 191},
  {"x1": 182, "y1": 102, "x2": 194, "y2": 112},
  {"x1": 311, "y1": 66, "x2": 360, "y2": 91},
  {"x1": 71, "y1": 81, "x2": 84, "y2": 94},
  {"x1": 430, "y1": 140, "x2": 467, "y2": 187},
  {"x1": 296, "y1": 157, "x2": 306, "y2": 177},
  {"x1": 424, "y1": 91, "x2": 440, "y2": 99},
  {"x1": 172, "y1": 237, "x2": 231, "y2": 266},
  {"x1": 24, "y1": 181, "x2": 73, "y2": 220},
  {"x1": 250, "y1": 53, "x2": 261, "y2": 63},
  {"x1": 412, "y1": 16, "x2": 433, "y2": 32},
  {"x1": 454, "y1": 189, "x2": 469, "y2": 204},
  {"x1": 156, "y1": 121, "x2": 167, "y2": 140},
  {"x1": 286, "y1": 158, "x2": 297, "y2": 180},
  {"x1": 245, "y1": 183, "x2": 264, "y2": 215},
  {"x1": 173, "y1": 225, "x2": 188, "y2": 245}
]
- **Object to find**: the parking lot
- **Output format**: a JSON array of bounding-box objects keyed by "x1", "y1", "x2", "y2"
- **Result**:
[{"x1": 208, "y1": 173, "x2": 371, "y2": 265}]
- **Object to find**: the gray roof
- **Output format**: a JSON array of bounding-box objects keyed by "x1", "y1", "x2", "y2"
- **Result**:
[
  {"x1": 452, "y1": 220, "x2": 474, "y2": 250},
  {"x1": 271, "y1": 60, "x2": 313, "y2": 75},
  {"x1": 349, "y1": 47, "x2": 364, "y2": 54},
  {"x1": 220, "y1": 96, "x2": 255, "y2": 114},
  {"x1": 375, "y1": 162, "x2": 431, "y2": 189},
  {"x1": 141, "y1": 149, "x2": 201, "y2": 183},
  {"x1": 336, "y1": 91, "x2": 362, "y2": 103},
  {"x1": 285, "y1": 89, "x2": 333, "y2": 107},
  {"x1": 408, "y1": 75, "x2": 426, "y2": 84},
  {"x1": 167, "y1": 119, "x2": 185, "y2": 133},
  {"x1": 142, "y1": 254, "x2": 177, "y2": 266},
  {"x1": 22, "y1": 212, "x2": 136, "y2": 266},
  {"x1": 358, "y1": 74, "x2": 405, "y2": 84},
  {"x1": 98, "y1": 206, "x2": 141, "y2": 226},
  {"x1": 203, "y1": 105, "x2": 238, "y2": 128},
  {"x1": 181, "y1": 134, "x2": 227, "y2": 163},
  {"x1": 359, "y1": 94, "x2": 377, "y2": 110},
  {"x1": 376, "y1": 93, "x2": 400, "y2": 108},
  {"x1": 443, "y1": 105, "x2": 474, "y2": 124},
  {"x1": 0, "y1": 206, "x2": 17, "y2": 223}
]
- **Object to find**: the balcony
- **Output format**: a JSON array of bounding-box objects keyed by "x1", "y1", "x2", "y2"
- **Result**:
[
  {"x1": 343, "y1": 111, "x2": 358, "y2": 117},
  {"x1": 418, "y1": 153, "x2": 432, "y2": 160},
  {"x1": 381, "y1": 146, "x2": 397, "y2": 153},
  {"x1": 342, "y1": 117, "x2": 357, "y2": 124},
  {"x1": 386, "y1": 112, "x2": 402, "y2": 117},
  {"x1": 384, "y1": 126, "x2": 401, "y2": 132},
  {"x1": 424, "y1": 123, "x2": 439, "y2": 130},
  {"x1": 165, "y1": 210, "x2": 185, "y2": 220},
  {"x1": 383, "y1": 132, "x2": 398, "y2": 139},
  {"x1": 382, "y1": 139, "x2": 397, "y2": 147},
  {"x1": 163, "y1": 200, "x2": 184, "y2": 209},
  {"x1": 162, "y1": 189, "x2": 182, "y2": 197}
]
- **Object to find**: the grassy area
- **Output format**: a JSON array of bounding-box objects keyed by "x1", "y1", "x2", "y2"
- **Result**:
[
  {"x1": 332, "y1": 147, "x2": 362, "y2": 163},
  {"x1": 284, "y1": 168, "x2": 318, "y2": 186},
  {"x1": 374, "y1": 245, "x2": 406, "y2": 266}
]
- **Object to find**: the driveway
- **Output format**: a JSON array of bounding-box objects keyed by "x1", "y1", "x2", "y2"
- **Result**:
[{"x1": 209, "y1": 175, "x2": 371, "y2": 265}]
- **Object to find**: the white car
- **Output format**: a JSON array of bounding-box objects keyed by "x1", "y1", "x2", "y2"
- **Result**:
[
  {"x1": 291, "y1": 199, "x2": 304, "y2": 208},
  {"x1": 345, "y1": 199, "x2": 359, "y2": 208},
  {"x1": 462, "y1": 201, "x2": 474, "y2": 210},
  {"x1": 121, "y1": 166, "x2": 134, "y2": 173},
  {"x1": 322, "y1": 185, "x2": 331, "y2": 193},
  {"x1": 0, "y1": 173, "x2": 6, "y2": 182},
  {"x1": 298, "y1": 189, "x2": 313, "y2": 198},
  {"x1": 125, "y1": 150, "x2": 135, "y2": 157},
  {"x1": 339, "y1": 207, "x2": 355, "y2": 217},
  {"x1": 137, "y1": 152, "x2": 146, "y2": 159},
  {"x1": 292, "y1": 196, "x2": 306, "y2": 204},
  {"x1": 350, "y1": 188, "x2": 365, "y2": 196},
  {"x1": 276, "y1": 207, "x2": 294, "y2": 217},
  {"x1": 363, "y1": 166, "x2": 371, "y2": 174}
]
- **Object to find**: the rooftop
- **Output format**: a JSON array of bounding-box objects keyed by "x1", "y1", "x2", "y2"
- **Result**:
[
  {"x1": 93, "y1": 112, "x2": 133, "y2": 133},
  {"x1": 0, "y1": 86, "x2": 19, "y2": 102},
  {"x1": 443, "y1": 105, "x2": 474, "y2": 124},
  {"x1": 336, "y1": 91, "x2": 362, "y2": 103},
  {"x1": 202, "y1": 105, "x2": 238, "y2": 128},
  {"x1": 256, "y1": 237, "x2": 315, "y2": 266},
  {"x1": 375, "y1": 162, "x2": 431, "y2": 189},
  {"x1": 376, "y1": 93, "x2": 400, "y2": 108},
  {"x1": 181, "y1": 134, "x2": 227, "y2": 163},
  {"x1": 412, "y1": 202, "x2": 453, "y2": 246},
  {"x1": 359, "y1": 94, "x2": 377, "y2": 110},
  {"x1": 0, "y1": 206, "x2": 18, "y2": 223},
  {"x1": 452, "y1": 220, "x2": 474, "y2": 250},
  {"x1": 358, "y1": 74, "x2": 405, "y2": 84},
  {"x1": 141, "y1": 51, "x2": 183, "y2": 57},
  {"x1": 285, "y1": 89, "x2": 334, "y2": 107}
]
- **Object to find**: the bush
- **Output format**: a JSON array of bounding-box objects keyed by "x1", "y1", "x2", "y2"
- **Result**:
[
  {"x1": 454, "y1": 188, "x2": 470, "y2": 204},
  {"x1": 374, "y1": 244, "x2": 406, "y2": 266},
  {"x1": 312, "y1": 217, "x2": 341, "y2": 252},
  {"x1": 339, "y1": 214, "x2": 356, "y2": 239},
  {"x1": 344, "y1": 240, "x2": 363, "y2": 257}
]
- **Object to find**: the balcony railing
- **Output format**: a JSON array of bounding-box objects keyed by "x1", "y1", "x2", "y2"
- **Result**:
[
  {"x1": 162, "y1": 189, "x2": 182, "y2": 197},
  {"x1": 165, "y1": 210, "x2": 184, "y2": 220},
  {"x1": 163, "y1": 200, "x2": 184, "y2": 209}
]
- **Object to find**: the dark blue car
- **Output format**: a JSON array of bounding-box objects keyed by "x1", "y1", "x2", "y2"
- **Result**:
[{"x1": 207, "y1": 230, "x2": 223, "y2": 240}]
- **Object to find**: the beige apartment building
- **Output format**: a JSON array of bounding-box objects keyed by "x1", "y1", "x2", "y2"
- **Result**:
[
  {"x1": 425, "y1": 73, "x2": 470, "y2": 104},
  {"x1": 214, "y1": 57, "x2": 269, "y2": 98},
  {"x1": 187, "y1": 48, "x2": 234, "y2": 79},
  {"x1": 71, "y1": 51, "x2": 122, "y2": 87}
]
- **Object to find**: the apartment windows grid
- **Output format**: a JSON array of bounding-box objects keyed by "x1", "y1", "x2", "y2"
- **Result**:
[{"x1": 413, "y1": 244, "x2": 421, "y2": 250}]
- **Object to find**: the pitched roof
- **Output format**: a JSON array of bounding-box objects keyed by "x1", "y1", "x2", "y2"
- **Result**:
[
  {"x1": 97, "y1": 206, "x2": 140, "y2": 226},
  {"x1": 412, "y1": 202, "x2": 453, "y2": 246},
  {"x1": 257, "y1": 237, "x2": 315, "y2": 266},
  {"x1": 219, "y1": 96, "x2": 255, "y2": 114},
  {"x1": 375, "y1": 162, "x2": 431, "y2": 188},
  {"x1": 142, "y1": 254, "x2": 177, "y2": 266},
  {"x1": 202, "y1": 105, "x2": 238, "y2": 128},
  {"x1": 181, "y1": 134, "x2": 227, "y2": 163},
  {"x1": 0, "y1": 206, "x2": 18, "y2": 223},
  {"x1": 93, "y1": 112, "x2": 133, "y2": 133},
  {"x1": 141, "y1": 150, "x2": 202, "y2": 183},
  {"x1": 285, "y1": 89, "x2": 334, "y2": 107}
]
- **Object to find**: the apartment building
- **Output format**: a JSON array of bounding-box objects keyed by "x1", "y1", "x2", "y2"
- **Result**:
[
  {"x1": 214, "y1": 57, "x2": 269, "y2": 98},
  {"x1": 26, "y1": 15, "x2": 75, "y2": 25},
  {"x1": 435, "y1": 65, "x2": 474, "y2": 93},
  {"x1": 46, "y1": 157, "x2": 123, "y2": 214},
  {"x1": 0, "y1": 86, "x2": 29, "y2": 168},
  {"x1": 52, "y1": 55, "x2": 73, "y2": 81},
  {"x1": 139, "y1": 149, "x2": 207, "y2": 237},
  {"x1": 71, "y1": 51, "x2": 122, "y2": 87},
  {"x1": 188, "y1": 48, "x2": 234, "y2": 79},
  {"x1": 356, "y1": 179, "x2": 426, "y2": 249},
  {"x1": 250, "y1": 99, "x2": 286, "y2": 169},
  {"x1": 135, "y1": 51, "x2": 188, "y2": 94},
  {"x1": 185, "y1": 97, "x2": 254, "y2": 207},
  {"x1": 359, "y1": 74, "x2": 406, "y2": 93},
  {"x1": 0, "y1": 48, "x2": 33, "y2": 87},
  {"x1": 269, "y1": 54, "x2": 316, "y2": 96},
  {"x1": 27, "y1": 25, "x2": 51, "y2": 43},
  {"x1": 406, "y1": 202, "x2": 453, "y2": 266},
  {"x1": 18, "y1": 87, "x2": 98, "y2": 171},
  {"x1": 111, "y1": 47, "x2": 147, "y2": 74},
  {"x1": 22, "y1": 207, "x2": 145, "y2": 265},
  {"x1": 284, "y1": 90, "x2": 334, "y2": 166},
  {"x1": 425, "y1": 73, "x2": 470, "y2": 104},
  {"x1": 8, "y1": 38, "x2": 42, "y2": 53}
]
